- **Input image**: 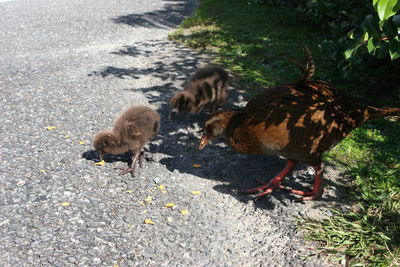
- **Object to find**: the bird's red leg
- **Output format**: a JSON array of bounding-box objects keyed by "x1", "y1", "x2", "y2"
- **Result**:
[
  {"x1": 240, "y1": 159, "x2": 298, "y2": 198},
  {"x1": 115, "y1": 151, "x2": 141, "y2": 176},
  {"x1": 290, "y1": 163, "x2": 324, "y2": 201}
]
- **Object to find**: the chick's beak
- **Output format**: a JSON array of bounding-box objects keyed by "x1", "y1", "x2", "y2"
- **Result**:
[{"x1": 198, "y1": 134, "x2": 212, "y2": 150}]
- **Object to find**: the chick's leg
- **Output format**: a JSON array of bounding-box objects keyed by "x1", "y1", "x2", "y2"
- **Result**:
[
  {"x1": 115, "y1": 151, "x2": 141, "y2": 176},
  {"x1": 241, "y1": 159, "x2": 298, "y2": 198},
  {"x1": 289, "y1": 163, "x2": 324, "y2": 201}
]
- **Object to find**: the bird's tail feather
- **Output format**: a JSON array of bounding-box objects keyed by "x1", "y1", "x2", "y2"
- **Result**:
[{"x1": 289, "y1": 45, "x2": 315, "y2": 86}]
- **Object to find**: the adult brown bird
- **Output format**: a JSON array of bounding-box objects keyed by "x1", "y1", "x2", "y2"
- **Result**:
[
  {"x1": 169, "y1": 65, "x2": 229, "y2": 117},
  {"x1": 198, "y1": 48, "x2": 400, "y2": 201},
  {"x1": 93, "y1": 105, "x2": 160, "y2": 176}
]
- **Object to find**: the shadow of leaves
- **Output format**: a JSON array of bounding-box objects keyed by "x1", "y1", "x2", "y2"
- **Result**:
[{"x1": 112, "y1": 1, "x2": 198, "y2": 29}]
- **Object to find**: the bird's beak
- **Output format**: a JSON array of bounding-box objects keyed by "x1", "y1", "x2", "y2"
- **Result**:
[{"x1": 198, "y1": 134, "x2": 212, "y2": 150}]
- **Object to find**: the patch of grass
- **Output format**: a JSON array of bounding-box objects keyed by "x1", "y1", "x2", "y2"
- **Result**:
[
  {"x1": 170, "y1": 0, "x2": 400, "y2": 265},
  {"x1": 169, "y1": 0, "x2": 337, "y2": 92},
  {"x1": 312, "y1": 119, "x2": 400, "y2": 266}
]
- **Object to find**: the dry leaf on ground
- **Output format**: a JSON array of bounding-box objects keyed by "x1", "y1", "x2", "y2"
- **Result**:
[
  {"x1": 94, "y1": 160, "x2": 105, "y2": 166},
  {"x1": 180, "y1": 209, "x2": 189, "y2": 215},
  {"x1": 144, "y1": 219, "x2": 155, "y2": 225}
]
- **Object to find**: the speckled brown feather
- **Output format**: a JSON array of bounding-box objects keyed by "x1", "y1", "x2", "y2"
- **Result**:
[{"x1": 205, "y1": 80, "x2": 400, "y2": 166}]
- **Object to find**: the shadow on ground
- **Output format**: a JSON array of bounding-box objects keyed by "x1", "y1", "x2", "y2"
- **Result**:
[{"x1": 112, "y1": 0, "x2": 199, "y2": 29}]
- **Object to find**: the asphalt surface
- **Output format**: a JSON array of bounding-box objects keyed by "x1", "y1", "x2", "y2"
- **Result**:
[{"x1": 1, "y1": 0, "x2": 349, "y2": 266}]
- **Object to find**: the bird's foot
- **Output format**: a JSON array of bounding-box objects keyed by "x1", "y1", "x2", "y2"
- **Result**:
[
  {"x1": 114, "y1": 166, "x2": 136, "y2": 177},
  {"x1": 240, "y1": 159, "x2": 297, "y2": 200},
  {"x1": 240, "y1": 178, "x2": 286, "y2": 199},
  {"x1": 290, "y1": 188, "x2": 324, "y2": 202},
  {"x1": 114, "y1": 151, "x2": 142, "y2": 177}
]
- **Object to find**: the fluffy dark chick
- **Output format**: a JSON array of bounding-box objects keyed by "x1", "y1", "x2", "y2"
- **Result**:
[
  {"x1": 170, "y1": 66, "x2": 229, "y2": 117},
  {"x1": 93, "y1": 105, "x2": 160, "y2": 176}
]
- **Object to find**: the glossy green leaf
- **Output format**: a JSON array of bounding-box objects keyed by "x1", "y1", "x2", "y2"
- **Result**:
[
  {"x1": 344, "y1": 47, "x2": 356, "y2": 59},
  {"x1": 362, "y1": 31, "x2": 369, "y2": 42},
  {"x1": 367, "y1": 38, "x2": 377, "y2": 53},
  {"x1": 374, "y1": 0, "x2": 399, "y2": 22}
]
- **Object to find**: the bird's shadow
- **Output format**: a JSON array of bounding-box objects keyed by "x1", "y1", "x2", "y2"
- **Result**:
[
  {"x1": 151, "y1": 121, "x2": 350, "y2": 210},
  {"x1": 82, "y1": 150, "x2": 132, "y2": 164}
]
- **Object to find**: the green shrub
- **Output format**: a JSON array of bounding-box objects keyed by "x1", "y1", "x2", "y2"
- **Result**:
[{"x1": 255, "y1": 0, "x2": 400, "y2": 103}]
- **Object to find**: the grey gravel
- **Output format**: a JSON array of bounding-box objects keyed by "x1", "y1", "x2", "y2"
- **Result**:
[{"x1": 0, "y1": 0, "x2": 350, "y2": 266}]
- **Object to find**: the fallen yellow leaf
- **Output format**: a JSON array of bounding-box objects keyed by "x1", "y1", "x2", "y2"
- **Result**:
[
  {"x1": 78, "y1": 140, "x2": 86, "y2": 145},
  {"x1": 144, "y1": 219, "x2": 155, "y2": 225},
  {"x1": 144, "y1": 196, "x2": 152, "y2": 202},
  {"x1": 191, "y1": 191, "x2": 202, "y2": 195},
  {"x1": 94, "y1": 160, "x2": 105, "y2": 166},
  {"x1": 143, "y1": 210, "x2": 148, "y2": 214},
  {"x1": 39, "y1": 169, "x2": 47, "y2": 173},
  {"x1": 165, "y1": 203, "x2": 175, "y2": 208},
  {"x1": 158, "y1": 185, "x2": 165, "y2": 190},
  {"x1": 161, "y1": 190, "x2": 168, "y2": 194},
  {"x1": 64, "y1": 134, "x2": 70, "y2": 139},
  {"x1": 46, "y1": 126, "x2": 57, "y2": 131},
  {"x1": 192, "y1": 163, "x2": 202, "y2": 168},
  {"x1": 60, "y1": 202, "x2": 70, "y2": 207},
  {"x1": 166, "y1": 217, "x2": 173, "y2": 223},
  {"x1": 125, "y1": 189, "x2": 133, "y2": 193},
  {"x1": 137, "y1": 201, "x2": 145, "y2": 206},
  {"x1": 180, "y1": 209, "x2": 189, "y2": 215}
]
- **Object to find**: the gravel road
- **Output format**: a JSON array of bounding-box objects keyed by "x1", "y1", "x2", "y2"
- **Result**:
[{"x1": 1, "y1": 0, "x2": 349, "y2": 266}]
